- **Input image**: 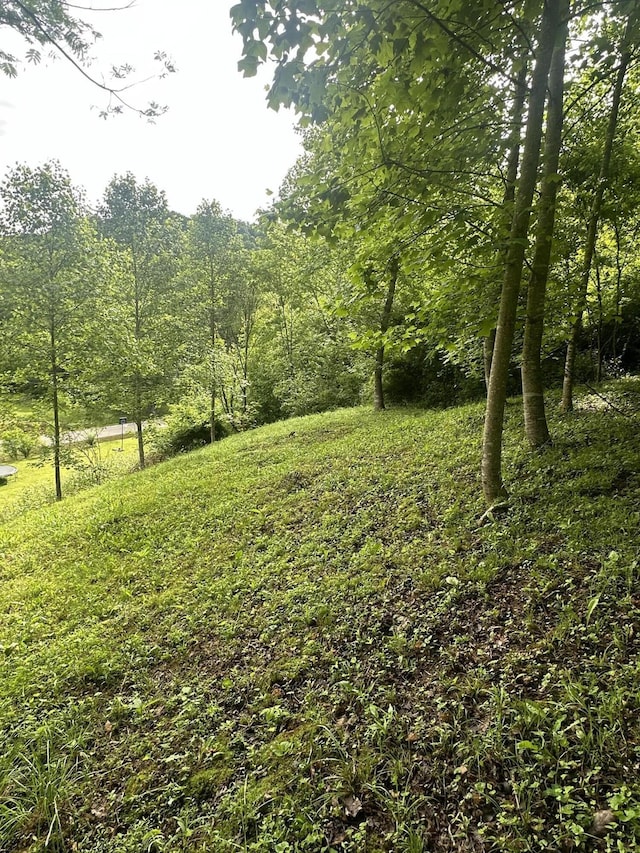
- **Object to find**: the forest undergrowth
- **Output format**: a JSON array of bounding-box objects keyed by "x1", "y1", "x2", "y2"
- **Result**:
[{"x1": 1, "y1": 378, "x2": 639, "y2": 852}]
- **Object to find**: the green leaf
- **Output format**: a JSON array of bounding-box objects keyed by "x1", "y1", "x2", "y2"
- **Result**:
[{"x1": 585, "y1": 594, "x2": 600, "y2": 624}]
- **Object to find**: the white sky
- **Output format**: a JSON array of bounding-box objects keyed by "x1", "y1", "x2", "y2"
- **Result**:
[{"x1": 0, "y1": 0, "x2": 303, "y2": 221}]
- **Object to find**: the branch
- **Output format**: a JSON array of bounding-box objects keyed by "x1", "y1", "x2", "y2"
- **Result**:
[
  {"x1": 9, "y1": 0, "x2": 170, "y2": 118},
  {"x1": 64, "y1": 1, "x2": 136, "y2": 10},
  {"x1": 402, "y1": 0, "x2": 518, "y2": 85}
]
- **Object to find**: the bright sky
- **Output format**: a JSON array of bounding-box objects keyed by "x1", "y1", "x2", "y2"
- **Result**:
[{"x1": 0, "y1": 0, "x2": 303, "y2": 221}]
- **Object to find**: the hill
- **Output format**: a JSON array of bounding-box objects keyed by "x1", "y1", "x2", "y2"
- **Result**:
[{"x1": 1, "y1": 383, "x2": 640, "y2": 852}]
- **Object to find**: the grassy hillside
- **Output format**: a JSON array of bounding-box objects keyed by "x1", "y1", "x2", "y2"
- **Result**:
[{"x1": 1, "y1": 382, "x2": 639, "y2": 852}]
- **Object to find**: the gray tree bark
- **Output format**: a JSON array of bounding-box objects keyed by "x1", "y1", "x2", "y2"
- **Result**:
[
  {"x1": 484, "y1": 59, "x2": 528, "y2": 391},
  {"x1": 521, "y1": 0, "x2": 569, "y2": 447},
  {"x1": 482, "y1": 0, "x2": 561, "y2": 504}
]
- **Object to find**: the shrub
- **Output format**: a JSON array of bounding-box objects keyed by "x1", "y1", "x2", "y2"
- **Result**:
[
  {"x1": 149, "y1": 400, "x2": 231, "y2": 459},
  {"x1": 1, "y1": 427, "x2": 38, "y2": 460}
]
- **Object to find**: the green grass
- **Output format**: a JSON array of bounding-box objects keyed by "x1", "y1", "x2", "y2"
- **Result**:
[
  {"x1": 0, "y1": 435, "x2": 140, "y2": 523},
  {"x1": 1, "y1": 380, "x2": 640, "y2": 851}
]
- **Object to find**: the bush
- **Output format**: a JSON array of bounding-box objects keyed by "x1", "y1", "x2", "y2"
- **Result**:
[
  {"x1": 1, "y1": 427, "x2": 38, "y2": 460},
  {"x1": 149, "y1": 401, "x2": 231, "y2": 460},
  {"x1": 384, "y1": 346, "x2": 486, "y2": 407}
]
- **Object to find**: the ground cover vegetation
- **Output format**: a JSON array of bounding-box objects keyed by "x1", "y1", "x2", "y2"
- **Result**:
[
  {"x1": 0, "y1": 431, "x2": 141, "y2": 524},
  {"x1": 0, "y1": 383, "x2": 639, "y2": 850}
]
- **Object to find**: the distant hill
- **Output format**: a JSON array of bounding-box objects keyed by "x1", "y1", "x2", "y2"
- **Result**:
[{"x1": 1, "y1": 383, "x2": 640, "y2": 851}]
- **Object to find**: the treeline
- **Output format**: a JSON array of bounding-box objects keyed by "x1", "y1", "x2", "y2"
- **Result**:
[
  {"x1": 3, "y1": 3, "x2": 640, "y2": 509},
  {"x1": 230, "y1": 0, "x2": 640, "y2": 503},
  {"x1": 0, "y1": 164, "x2": 370, "y2": 496},
  {"x1": 2, "y1": 96, "x2": 640, "y2": 499}
]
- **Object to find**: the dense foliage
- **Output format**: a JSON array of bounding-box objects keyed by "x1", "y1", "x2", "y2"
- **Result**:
[
  {"x1": 0, "y1": 165, "x2": 373, "y2": 491},
  {"x1": 231, "y1": 0, "x2": 640, "y2": 500}
]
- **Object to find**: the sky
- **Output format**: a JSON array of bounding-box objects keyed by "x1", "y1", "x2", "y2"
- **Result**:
[{"x1": 0, "y1": 0, "x2": 303, "y2": 221}]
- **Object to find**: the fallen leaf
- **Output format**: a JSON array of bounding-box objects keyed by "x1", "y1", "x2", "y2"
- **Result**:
[
  {"x1": 90, "y1": 804, "x2": 108, "y2": 819},
  {"x1": 344, "y1": 795, "x2": 362, "y2": 818},
  {"x1": 592, "y1": 809, "x2": 615, "y2": 836}
]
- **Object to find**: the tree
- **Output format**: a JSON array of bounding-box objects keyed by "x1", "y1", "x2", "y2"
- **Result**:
[
  {"x1": 0, "y1": 160, "x2": 96, "y2": 499},
  {"x1": 233, "y1": 0, "x2": 640, "y2": 502},
  {"x1": 217, "y1": 241, "x2": 261, "y2": 426},
  {"x1": 186, "y1": 200, "x2": 238, "y2": 442},
  {"x1": 99, "y1": 173, "x2": 186, "y2": 467},
  {"x1": 561, "y1": 10, "x2": 636, "y2": 411},
  {"x1": 520, "y1": 0, "x2": 570, "y2": 448},
  {"x1": 481, "y1": 0, "x2": 562, "y2": 501},
  {"x1": 232, "y1": 0, "x2": 554, "y2": 500},
  {"x1": 249, "y1": 222, "x2": 365, "y2": 420}
]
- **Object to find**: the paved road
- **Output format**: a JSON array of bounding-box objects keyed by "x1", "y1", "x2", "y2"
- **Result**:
[
  {"x1": 62, "y1": 422, "x2": 140, "y2": 443},
  {"x1": 41, "y1": 421, "x2": 163, "y2": 446}
]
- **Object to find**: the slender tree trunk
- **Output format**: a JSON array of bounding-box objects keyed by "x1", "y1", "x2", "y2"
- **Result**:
[
  {"x1": 374, "y1": 257, "x2": 399, "y2": 411},
  {"x1": 132, "y1": 251, "x2": 146, "y2": 468},
  {"x1": 483, "y1": 328, "x2": 496, "y2": 391},
  {"x1": 278, "y1": 294, "x2": 296, "y2": 377},
  {"x1": 221, "y1": 386, "x2": 232, "y2": 418},
  {"x1": 521, "y1": 1, "x2": 569, "y2": 447},
  {"x1": 561, "y1": 17, "x2": 633, "y2": 411},
  {"x1": 242, "y1": 345, "x2": 249, "y2": 416},
  {"x1": 612, "y1": 220, "x2": 623, "y2": 361},
  {"x1": 136, "y1": 414, "x2": 145, "y2": 469},
  {"x1": 373, "y1": 350, "x2": 385, "y2": 411},
  {"x1": 209, "y1": 266, "x2": 217, "y2": 443},
  {"x1": 595, "y1": 260, "x2": 604, "y2": 382},
  {"x1": 482, "y1": 0, "x2": 561, "y2": 504},
  {"x1": 210, "y1": 381, "x2": 216, "y2": 443},
  {"x1": 484, "y1": 58, "x2": 528, "y2": 389},
  {"x1": 50, "y1": 319, "x2": 62, "y2": 501}
]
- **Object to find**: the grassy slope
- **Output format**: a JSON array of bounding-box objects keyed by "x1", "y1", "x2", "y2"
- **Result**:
[{"x1": 1, "y1": 382, "x2": 639, "y2": 852}]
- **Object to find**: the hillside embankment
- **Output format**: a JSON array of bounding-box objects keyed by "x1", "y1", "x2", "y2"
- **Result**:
[{"x1": 1, "y1": 380, "x2": 639, "y2": 851}]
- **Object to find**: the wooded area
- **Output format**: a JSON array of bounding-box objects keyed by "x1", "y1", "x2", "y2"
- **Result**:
[{"x1": 2, "y1": 1, "x2": 640, "y2": 506}]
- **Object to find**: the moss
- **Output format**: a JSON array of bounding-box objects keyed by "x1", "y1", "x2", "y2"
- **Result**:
[{"x1": 187, "y1": 762, "x2": 234, "y2": 801}]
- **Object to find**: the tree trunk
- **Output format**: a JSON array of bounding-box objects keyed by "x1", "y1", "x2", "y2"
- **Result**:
[
  {"x1": 561, "y1": 16, "x2": 633, "y2": 412},
  {"x1": 612, "y1": 219, "x2": 623, "y2": 362},
  {"x1": 133, "y1": 255, "x2": 146, "y2": 467},
  {"x1": 209, "y1": 280, "x2": 216, "y2": 444},
  {"x1": 595, "y1": 260, "x2": 603, "y2": 382},
  {"x1": 482, "y1": 0, "x2": 561, "y2": 504},
  {"x1": 210, "y1": 383, "x2": 217, "y2": 444},
  {"x1": 483, "y1": 328, "x2": 496, "y2": 391},
  {"x1": 484, "y1": 57, "x2": 528, "y2": 390},
  {"x1": 521, "y1": 0, "x2": 569, "y2": 447},
  {"x1": 136, "y1": 416, "x2": 145, "y2": 469},
  {"x1": 373, "y1": 257, "x2": 399, "y2": 411},
  {"x1": 50, "y1": 319, "x2": 62, "y2": 501}
]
